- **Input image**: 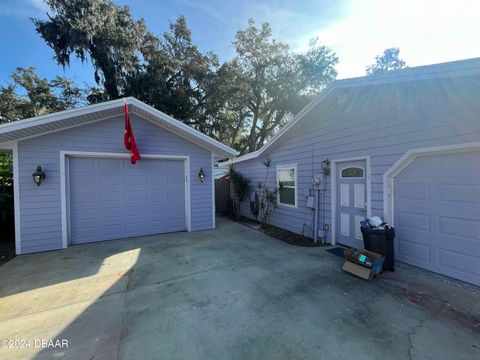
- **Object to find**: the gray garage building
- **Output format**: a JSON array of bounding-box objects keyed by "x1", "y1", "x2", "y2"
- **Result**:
[
  {"x1": 0, "y1": 97, "x2": 237, "y2": 254},
  {"x1": 230, "y1": 58, "x2": 480, "y2": 286}
]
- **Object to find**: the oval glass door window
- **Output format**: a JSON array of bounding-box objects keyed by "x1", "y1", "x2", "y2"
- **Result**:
[{"x1": 341, "y1": 167, "x2": 364, "y2": 178}]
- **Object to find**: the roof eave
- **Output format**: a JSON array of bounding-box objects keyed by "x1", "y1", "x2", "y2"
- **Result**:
[{"x1": 0, "y1": 97, "x2": 238, "y2": 158}]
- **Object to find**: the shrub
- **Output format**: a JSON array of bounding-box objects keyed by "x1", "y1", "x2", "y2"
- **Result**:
[
  {"x1": 250, "y1": 159, "x2": 281, "y2": 227},
  {"x1": 229, "y1": 165, "x2": 250, "y2": 219}
]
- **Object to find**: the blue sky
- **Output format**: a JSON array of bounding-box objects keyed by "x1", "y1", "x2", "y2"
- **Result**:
[{"x1": 1, "y1": 0, "x2": 479, "y2": 87}]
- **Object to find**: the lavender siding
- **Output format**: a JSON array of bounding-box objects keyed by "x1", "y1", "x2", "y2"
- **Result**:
[
  {"x1": 236, "y1": 75, "x2": 480, "y2": 242},
  {"x1": 17, "y1": 114, "x2": 213, "y2": 254}
]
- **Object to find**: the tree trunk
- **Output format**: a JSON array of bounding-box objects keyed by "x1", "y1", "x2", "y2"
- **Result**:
[{"x1": 248, "y1": 112, "x2": 259, "y2": 153}]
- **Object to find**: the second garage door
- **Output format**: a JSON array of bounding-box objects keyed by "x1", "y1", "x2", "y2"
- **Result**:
[
  {"x1": 69, "y1": 157, "x2": 186, "y2": 245},
  {"x1": 394, "y1": 150, "x2": 480, "y2": 286}
]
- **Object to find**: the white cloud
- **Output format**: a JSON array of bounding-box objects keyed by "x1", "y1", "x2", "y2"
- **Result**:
[
  {"x1": 0, "y1": 0, "x2": 49, "y2": 18},
  {"x1": 294, "y1": 0, "x2": 480, "y2": 78},
  {"x1": 27, "y1": 0, "x2": 49, "y2": 12}
]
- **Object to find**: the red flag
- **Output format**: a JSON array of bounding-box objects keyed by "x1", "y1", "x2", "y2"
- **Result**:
[{"x1": 124, "y1": 101, "x2": 141, "y2": 164}]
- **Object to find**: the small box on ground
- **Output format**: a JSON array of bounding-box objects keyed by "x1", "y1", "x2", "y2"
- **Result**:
[{"x1": 342, "y1": 248, "x2": 385, "y2": 280}]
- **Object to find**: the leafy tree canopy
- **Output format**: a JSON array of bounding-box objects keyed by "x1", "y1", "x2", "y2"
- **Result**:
[
  {"x1": 28, "y1": 1, "x2": 339, "y2": 153},
  {"x1": 0, "y1": 67, "x2": 85, "y2": 123},
  {"x1": 366, "y1": 47, "x2": 407, "y2": 75},
  {"x1": 32, "y1": 0, "x2": 154, "y2": 99},
  {"x1": 222, "y1": 20, "x2": 338, "y2": 152}
]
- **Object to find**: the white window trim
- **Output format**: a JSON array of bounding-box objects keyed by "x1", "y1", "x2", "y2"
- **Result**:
[
  {"x1": 59, "y1": 151, "x2": 191, "y2": 249},
  {"x1": 276, "y1": 164, "x2": 298, "y2": 208},
  {"x1": 339, "y1": 166, "x2": 365, "y2": 179}
]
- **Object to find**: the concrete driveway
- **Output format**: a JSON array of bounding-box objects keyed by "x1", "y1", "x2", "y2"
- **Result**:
[{"x1": 0, "y1": 218, "x2": 479, "y2": 360}]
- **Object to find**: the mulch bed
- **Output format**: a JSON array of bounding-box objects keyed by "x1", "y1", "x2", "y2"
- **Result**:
[{"x1": 232, "y1": 216, "x2": 325, "y2": 247}]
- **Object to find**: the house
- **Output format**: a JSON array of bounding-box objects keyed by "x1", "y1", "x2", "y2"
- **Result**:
[
  {"x1": 214, "y1": 165, "x2": 229, "y2": 180},
  {"x1": 0, "y1": 97, "x2": 237, "y2": 255},
  {"x1": 228, "y1": 58, "x2": 480, "y2": 286}
]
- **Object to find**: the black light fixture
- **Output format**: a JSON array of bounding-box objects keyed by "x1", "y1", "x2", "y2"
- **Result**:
[
  {"x1": 32, "y1": 165, "x2": 45, "y2": 186},
  {"x1": 321, "y1": 159, "x2": 331, "y2": 176},
  {"x1": 198, "y1": 168, "x2": 206, "y2": 183}
]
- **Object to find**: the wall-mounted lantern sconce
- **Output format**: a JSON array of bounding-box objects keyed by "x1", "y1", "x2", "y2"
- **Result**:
[
  {"x1": 198, "y1": 168, "x2": 206, "y2": 183},
  {"x1": 321, "y1": 159, "x2": 331, "y2": 176},
  {"x1": 32, "y1": 165, "x2": 46, "y2": 186}
]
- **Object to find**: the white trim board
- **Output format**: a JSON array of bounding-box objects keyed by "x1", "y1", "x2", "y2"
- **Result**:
[
  {"x1": 331, "y1": 156, "x2": 371, "y2": 245},
  {"x1": 211, "y1": 152, "x2": 216, "y2": 229},
  {"x1": 383, "y1": 141, "x2": 480, "y2": 226},
  {"x1": 59, "y1": 151, "x2": 192, "y2": 248},
  {"x1": 12, "y1": 141, "x2": 21, "y2": 255}
]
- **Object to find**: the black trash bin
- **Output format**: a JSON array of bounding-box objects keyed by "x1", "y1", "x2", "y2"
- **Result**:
[{"x1": 361, "y1": 226, "x2": 395, "y2": 271}]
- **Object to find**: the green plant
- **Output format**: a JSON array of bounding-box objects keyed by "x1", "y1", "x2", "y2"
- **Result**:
[
  {"x1": 229, "y1": 165, "x2": 250, "y2": 219},
  {"x1": 0, "y1": 152, "x2": 14, "y2": 223},
  {"x1": 249, "y1": 191, "x2": 259, "y2": 219},
  {"x1": 252, "y1": 159, "x2": 281, "y2": 227}
]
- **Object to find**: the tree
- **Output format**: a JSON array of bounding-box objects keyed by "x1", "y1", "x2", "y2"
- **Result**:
[
  {"x1": 32, "y1": 0, "x2": 155, "y2": 99},
  {"x1": 228, "y1": 165, "x2": 250, "y2": 220},
  {"x1": 0, "y1": 152, "x2": 13, "y2": 225},
  {"x1": 125, "y1": 16, "x2": 222, "y2": 136},
  {"x1": 0, "y1": 67, "x2": 85, "y2": 231},
  {"x1": 33, "y1": 3, "x2": 338, "y2": 153},
  {"x1": 222, "y1": 20, "x2": 338, "y2": 153},
  {"x1": 0, "y1": 67, "x2": 85, "y2": 123},
  {"x1": 366, "y1": 47, "x2": 407, "y2": 75}
]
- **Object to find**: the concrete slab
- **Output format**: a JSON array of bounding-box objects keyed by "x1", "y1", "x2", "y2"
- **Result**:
[{"x1": 0, "y1": 217, "x2": 478, "y2": 359}]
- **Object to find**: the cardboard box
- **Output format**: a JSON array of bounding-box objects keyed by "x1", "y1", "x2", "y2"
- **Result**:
[{"x1": 342, "y1": 248, "x2": 385, "y2": 280}]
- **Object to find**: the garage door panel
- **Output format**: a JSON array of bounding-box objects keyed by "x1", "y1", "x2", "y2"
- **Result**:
[
  {"x1": 125, "y1": 175, "x2": 144, "y2": 185},
  {"x1": 397, "y1": 238, "x2": 431, "y2": 262},
  {"x1": 436, "y1": 235, "x2": 480, "y2": 255},
  {"x1": 438, "y1": 250, "x2": 480, "y2": 278},
  {"x1": 147, "y1": 190, "x2": 167, "y2": 201},
  {"x1": 438, "y1": 184, "x2": 480, "y2": 203},
  {"x1": 100, "y1": 225, "x2": 125, "y2": 237},
  {"x1": 99, "y1": 207, "x2": 123, "y2": 218},
  {"x1": 395, "y1": 151, "x2": 480, "y2": 286},
  {"x1": 98, "y1": 159, "x2": 122, "y2": 170},
  {"x1": 397, "y1": 211, "x2": 431, "y2": 232},
  {"x1": 396, "y1": 182, "x2": 431, "y2": 200},
  {"x1": 69, "y1": 157, "x2": 186, "y2": 245},
  {"x1": 125, "y1": 207, "x2": 145, "y2": 216},
  {"x1": 438, "y1": 216, "x2": 480, "y2": 240},
  {"x1": 124, "y1": 191, "x2": 145, "y2": 201},
  {"x1": 125, "y1": 222, "x2": 146, "y2": 233},
  {"x1": 99, "y1": 191, "x2": 123, "y2": 201}
]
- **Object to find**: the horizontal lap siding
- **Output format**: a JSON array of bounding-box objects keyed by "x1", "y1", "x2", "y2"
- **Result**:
[
  {"x1": 18, "y1": 114, "x2": 213, "y2": 253},
  {"x1": 237, "y1": 76, "x2": 480, "y2": 242}
]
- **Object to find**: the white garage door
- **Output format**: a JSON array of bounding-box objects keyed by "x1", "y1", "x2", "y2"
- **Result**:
[
  {"x1": 394, "y1": 150, "x2": 480, "y2": 286},
  {"x1": 69, "y1": 157, "x2": 186, "y2": 245}
]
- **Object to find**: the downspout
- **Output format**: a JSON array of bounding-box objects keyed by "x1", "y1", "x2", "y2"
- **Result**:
[
  {"x1": 314, "y1": 187, "x2": 319, "y2": 243},
  {"x1": 321, "y1": 188, "x2": 326, "y2": 244}
]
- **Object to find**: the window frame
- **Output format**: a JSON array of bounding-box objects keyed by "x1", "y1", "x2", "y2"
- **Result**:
[{"x1": 276, "y1": 164, "x2": 298, "y2": 208}]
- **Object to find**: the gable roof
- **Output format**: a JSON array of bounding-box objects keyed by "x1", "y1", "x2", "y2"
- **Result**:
[
  {"x1": 0, "y1": 97, "x2": 238, "y2": 159},
  {"x1": 230, "y1": 57, "x2": 480, "y2": 164}
]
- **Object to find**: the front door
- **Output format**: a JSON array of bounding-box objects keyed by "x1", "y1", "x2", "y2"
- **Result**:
[{"x1": 336, "y1": 159, "x2": 367, "y2": 248}]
